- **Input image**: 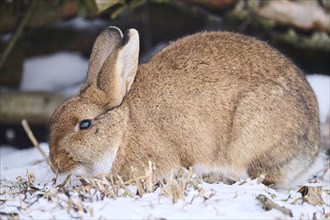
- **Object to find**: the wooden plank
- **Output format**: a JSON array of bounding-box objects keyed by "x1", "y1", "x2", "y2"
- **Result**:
[{"x1": 0, "y1": 91, "x2": 65, "y2": 124}]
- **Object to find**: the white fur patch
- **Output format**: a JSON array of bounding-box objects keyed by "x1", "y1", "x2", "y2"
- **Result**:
[
  {"x1": 72, "y1": 166, "x2": 89, "y2": 177},
  {"x1": 92, "y1": 146, "x2": 119, "y2": 176},
  {"x1": 284, "y1": 152, "x2": 327, "y2": 189},
  {"x1": 193, "y1": 164, "x2": 248, "y2": 181},
  {"x1": 70, "y1": 146, "x2": 119, "y2": 178}
]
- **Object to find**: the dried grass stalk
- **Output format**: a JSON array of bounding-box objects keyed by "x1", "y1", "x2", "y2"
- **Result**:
[
  {"x1": 21, "y1": 119, "x2": 48, "y2": 161},
  {"x1": 161, "y1": 167, "x2": 194, "y2": 203}
]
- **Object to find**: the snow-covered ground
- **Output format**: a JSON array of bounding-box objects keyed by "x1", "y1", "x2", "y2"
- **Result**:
[
  {"x1": 1, "y1": 47, "x2": 329, "y2": 219},
  {"x1": 0, "y1": 144, "x2": 329, "y2": 219}
]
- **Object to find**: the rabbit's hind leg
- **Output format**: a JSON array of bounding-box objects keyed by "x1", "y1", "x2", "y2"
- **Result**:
[{"x1": 247, "y1": 151, "x2": 318, "y2": 188}]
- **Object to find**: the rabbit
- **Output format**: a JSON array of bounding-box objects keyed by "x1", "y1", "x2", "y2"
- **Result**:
[{"x1": 49, "y1": 26, "x2": 320, "y2": 188}]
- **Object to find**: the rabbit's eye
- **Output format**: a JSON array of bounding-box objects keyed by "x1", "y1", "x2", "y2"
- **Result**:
[{"x1": 79, "y1": 119, "x2": 92, "y2": 130}]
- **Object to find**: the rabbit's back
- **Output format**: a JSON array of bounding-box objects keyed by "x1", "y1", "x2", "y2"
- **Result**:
[
  {"x1": 123, "y1": 31, "x2": 319, "y2": 186},
  {"x1": 144, "y1": 32, "x2": 307, "y2": 90},
  {"x1": 128, "y1": 32, "x2": 318, "y2": 142}
]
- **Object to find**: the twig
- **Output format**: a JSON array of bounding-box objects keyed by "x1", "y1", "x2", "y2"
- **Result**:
[
  {"x1": 59, "y1": 174, "x2": 72, "y2": 189},
  {"x1": 0, "y1": 0, "x2": 37, "y2": 68},
  {"x1": 122, "y1": 174, "x2": 149, "y2": 185},
  {"x1": 21, "y1": 119, "x2": 48, "y2": 160},
  {"x1": 145, "y1": 161, "x2": 155, "y2": 193},
  {"x1": 131, "y1": 166, "x2": 146, "y2": 196},
  {"x1": 0, "y1": 212, "x2": 19, "y2": 217},
  {"x1": 257, "y1": 194, "x2": 293, "y2": 217},
  {"x1": 115, "y1": 174, "x2": 134, "y2": 197},
  {"x1": 27, "y1": 194, "x2": 43, "y2": 208}
]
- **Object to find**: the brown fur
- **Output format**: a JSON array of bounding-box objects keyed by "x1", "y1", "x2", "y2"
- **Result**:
[{"x1": 49, "y1": 27, "x2": 320, "y2": 187}]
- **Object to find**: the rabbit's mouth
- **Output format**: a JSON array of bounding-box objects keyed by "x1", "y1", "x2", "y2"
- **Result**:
[
  {"x1": 49, "y1": 144, "x2": 119, "y2": 177},
  {"x1": 49, "y1": 148, "x2": 80, "y2": 175},
  {"x1": 49, "y1": 159, "x2": 77, "y2": 175}
]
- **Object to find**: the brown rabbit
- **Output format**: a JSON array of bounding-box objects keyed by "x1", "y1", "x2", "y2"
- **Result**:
[{"x1": 49, "y1": 27, "x2": 320, "y2": 188}]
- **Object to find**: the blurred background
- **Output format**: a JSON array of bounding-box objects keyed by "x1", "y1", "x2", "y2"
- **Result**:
[{"x1": 0, "y1": 0, "x2": 329, "y2": 148}]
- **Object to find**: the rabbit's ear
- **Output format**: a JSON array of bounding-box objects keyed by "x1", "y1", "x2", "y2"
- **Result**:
[
  {"x1": 98, "y1": 29, "x2": 139, "y2": 108},
  {"x1": 85, "y1": 26, "x2": 123, "y2": 86}
]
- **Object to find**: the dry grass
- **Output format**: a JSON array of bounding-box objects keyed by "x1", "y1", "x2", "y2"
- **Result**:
[
  {"x1": 1, "y1": 161, "x2": 330, "y2": 219},
  {"x1": 160, "y1": 167, "x2": 201, "y2": 203},
  {"x1": 0, "y1": 163, "x2": 203, "y2": 219},
  {"x1": 21, "y1": 119, "x2": 48, "y2": 161}
]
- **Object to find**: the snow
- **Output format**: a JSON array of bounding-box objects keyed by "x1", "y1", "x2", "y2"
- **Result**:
[
  {"x1": 0, "y1": 144, "x2": 329, "y2": 219},
  {"x1": 306, "y1": 74, "x2": 330, "y2": 124},
  {"x1": 20, "y1": 52, "x2": 88, "y2": 97},
  {"x1": 53, "y1": 17, "x2": 108, "y2": 30},
  {"x1": 1, "y1": 52, "x2": 329, "y2": 219},
  {"x1": 0, "y1": 143, "x2": 330, "y2": 219}
]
